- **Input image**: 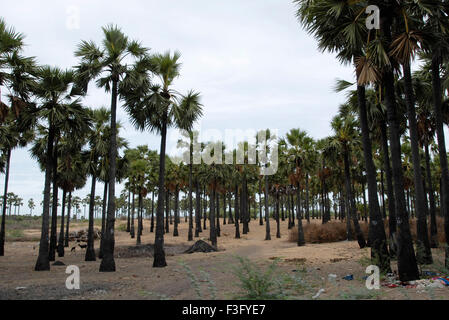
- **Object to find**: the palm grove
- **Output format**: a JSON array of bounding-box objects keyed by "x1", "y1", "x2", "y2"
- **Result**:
[{"x1": 0, "y1": 0, "x2": 447, "y2": 282}]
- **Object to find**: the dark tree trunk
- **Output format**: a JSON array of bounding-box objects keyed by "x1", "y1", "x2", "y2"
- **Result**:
[
  {"x1": 228, "y1": 192, "x2": 234, "y2": 224},
  {"x1": 287, "y1": 189, "x2": 292, "y2": 229},
  {"x1": 403, "y1": 62, "x2": 433, "y2": 264},
  {"x1": 49, "y1": 142, "x2": 59, "y2": 262},
  {"x1": 223, "y1": 192, "x2": 227, "y2": 225},
  {"x1": 174, "y1": 186, "x2": 179, "y2": 237},
  {"x1": 137, "y1": 191, "x2": 143, "y2": 245},
  {"x1": 131, "y1": 192, "x2": 135, "y2": 238},
  {"x1": 35, "y1": 122, "x2": 54, "y2": 271},
  {"x1": 356, "y1": 83, "x2": 390, "y2": 272},
  {"x1": 235, "y1": 186, "x2": 240, "y2": 239},
  {"x1": 195, "y1": 180, "x2": 201, "y2": 237},
  {"x1": 210, "y1": 185, "x2": 217, "y2": 247},
  {"x1": 57, "y1": 190, "x2": 66, "y2": 257},
  {"x1": 275, "y1": 192, "x2": 281, "y2": 238},
  {"x1": 296, "y1": 184, "x2": 305, "y2": 246},
  {"x1": 126, "y1": 190, "x2": 131, "y2": 233},
  {"x1": 153, "y1": 115, "x2": 168, "y2": 268},
  {"x1": 0, "y1": 149, "x2": 11, "y2": 256},
  {"x1": 425, "y1": 144, "x2": 438, "y2": 248},
  {"x1": 85, "y1": 174, "x2": 97, "y2": 261},
  {"x1": 264, "y1": 175, "x2": 271, "y2": 240},
  {"x1": 99, "y1": 182, "x2": 108, "y2": 259},
  {"x1": 64, "y1": 192, "x2": 72, "y2": 247},
  {"x1": 305, "y1": 174, "x2": 310, "y2": 223},
  {"x1": 431, "y1": 53, "x2": 449, "y2": 267},
  {"x1": 203, "y1": 189, "x2": 207, "y2": 231},
  {"x1": 150, "y1": 191, "x2": 155, "y2": 233},
  {"x1": 259, "y1": 180, "x2": 263, "y2": 226},
  {"x1": 216, "y1": 193, "x2": 220, "y2": 237},
  {"x1": 165, "y1": 190, "x2": 170, "y2": 233},
  {"x1": 380, "y1": 169, "x2": 387, "y2": 219},
  {"x1": 380, "y1": 119, "x2": 398, "y2": 256},
  {"x1": 381, "y1": 13, "x2": 419, "y2": 281},
  {"x1": 242, "y1": 175, "x2": 249, "y2": 234},
  {"x1": 99, "y1": 77, "x2": 118, "y2": 272},
  {"x1": 343, "y1": 147, "x2": 366, "y2": 248}
]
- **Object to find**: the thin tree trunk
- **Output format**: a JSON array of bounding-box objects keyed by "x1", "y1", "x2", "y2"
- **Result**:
[
  {"x1": 99, "y1": 182, "x2": 108, "y2": 258},
  {"x1": 356, "y1": 83, "x2": 390, "y2": 272},
  {"x1": 174, "y1": 187, "x2": 179, "y2": 237},
  {"x1": 403, "y1": 62, "x2": 433, "y2": 264},
  {"x1": 85, "y1": 174, "x2": 97, "y2": 261},
  {"x1": 235, "y1": 186, "x2": 240, "y2": 239},
  {"x1": 49, "y1": 142, "x2": 59, "y2": 262},
  {"x1": 100, "y1": 77, "x2": 118, "y2": 272},
  {"x1": 152, "y1": 115, "x2": 168, "y2": 268},
  {"x1": 57, "y1": 190, "x2": 66, "y2": 257},
  {"x1": 264, "y1": 175, "x2": 271, "y2": 240},
  {"x1": 425, "y1": 144, "x2": 438, "y2": 248},
  {"x1": 64, "y1": 191, "x2": 72, "y2": 247},
  {"x1": 0, "y1": 149, "x2": 11, "y2": 256}
]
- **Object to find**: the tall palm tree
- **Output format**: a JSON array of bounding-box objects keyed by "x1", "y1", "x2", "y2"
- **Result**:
[
  {"x1": 75, "y1": 25, "x2": 148, "y2": 272},
  {"x1": 123, "y1": 51, "x2": 203, "y2": 267}
]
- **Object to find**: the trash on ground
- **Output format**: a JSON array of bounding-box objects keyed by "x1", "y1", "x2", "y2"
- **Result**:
[
  {"x1": 342, "y1": 275, "x2": 354, "y2": 281},
  {"x1": 312, "y1": 288, "x2": 325, "y2": 299}
]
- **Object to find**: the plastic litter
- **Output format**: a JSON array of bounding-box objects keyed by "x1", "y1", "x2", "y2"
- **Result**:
[
  {"x1": 312, "y1": 288, "x2": 325, "y2": 299},
  {"x1": 342, "y1": 275, "x2": 354, "y2": 281},
  {"x1": 328, "y1": 274, "x2": 337, "y2": 281},
  {"x1": 422, "y1": 270, "x2": 438, "y2": 277}
]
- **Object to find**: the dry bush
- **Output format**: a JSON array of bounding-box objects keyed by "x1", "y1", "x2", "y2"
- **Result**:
[{"x1": 289, "y1": 217, "x2": 446, "y2": 245}]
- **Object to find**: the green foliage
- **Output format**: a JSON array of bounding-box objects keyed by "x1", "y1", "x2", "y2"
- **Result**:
[
  {"x1": 179, "y1": 260, "x2": 217, "y2": 300},
  {"x1": 233, "y1": 256, "x2": 286, "y2": 300}
]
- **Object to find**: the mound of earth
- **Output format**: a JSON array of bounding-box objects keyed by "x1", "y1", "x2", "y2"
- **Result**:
[{"x1": 184, "y1": 240, "x2": 217, "y2": 254}]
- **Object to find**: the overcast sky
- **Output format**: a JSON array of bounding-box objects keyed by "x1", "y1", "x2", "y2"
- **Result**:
[{"x1": 1, "y1": 0, "x2": 374, "y2": 215}]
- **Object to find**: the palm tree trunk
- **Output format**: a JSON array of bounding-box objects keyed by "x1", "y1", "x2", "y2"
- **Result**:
[
  {"x1": 296, "y1": 184, "x2": 305, "y2": 246},
  {"x1": 126, "y1": 190, "x2": 131, "y2": 233},
  {"x1": 305, "y1": 174, "x2": 310, "y2": 223},
  {"x1": 380, "y1": 119, "x2": 398, "y2": 256},
  {"x1": 174, "y1": 186, "x2": 179, "y2": 237},
  {"x1": 381, "y1": 15, "x2": 419, "y2": 281},
  {"x1": 425, "y1": 144, "x2": 438, "y2": 248},
  {"x1": 57, "y1": 190, "x2": 67, "y2": 257},
  {"x1": 0, "y1": 148, "x2": 11, "y2": 256},
  {"x1": 153, "y1": 115, "x2": 168, "y2": 268},
  {"x1": 49, "y1": 142, "x2": 59, "y2": 262},
  {"x1": 188, "y1": 160, "x2": 193, "y2": 241},
  {"x1": 100, "y1": 77, "x2": 119, "y2": 272},
  {"x1": 195, "y1": 180, "x2": 201, "y2": 237},
  {"x1": 403, "y1": 62, "x2": 433, "y2": 264},
  {"x1": 210, "y1": 184, "x2": 217, "y2": 247},
  {"x1": 165, "y1": 190, "x2": 170, "y2": 233},
  {"x1": 150, "y1": 191, "x2": 155, "y2": 233},
  {"x1": 85, "y1": 174, "x2": 97, "y2": 261},
  {"x1": 343, "y1": 147, "x2": 366, "y2": 248},
  {"x1": 223, "y1": 192, "x2": 227, "y2": 225},
  {"x1": 137, "y1": 191, "x2": 143, "y2": 245},
  {"x1": 235, "y1": 186, "x2": 240, "y2": 239},
  {"x1": 216, "y1": 193, "x2": 221, "y2": 237},
  {"x1": 131, "y1": 192, "x2": 135, "y2": 238},
  {"x1": 264, "y1": 175, "x2": 271, "y2": 240},
  {"x1": 431, "y1": 53, "x2": 449, "y2": 267},
  {"x1": 64, "y1": 192, "x2": 72, "y2": 247},
  {"x1": 356, "y1": 83, "x2": 390, "y2": 272},
  {"x1": 99, "y1": 182, "x2": 108, "y2": 258},
  {"x1": 35, "y1": 121, "x2": 55, "y2": 271},
  {"x1": 228, "y1": 192, "x2": 234, "y2": 224}
]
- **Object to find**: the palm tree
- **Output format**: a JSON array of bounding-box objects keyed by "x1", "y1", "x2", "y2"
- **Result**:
[
  {"x1": 33, "y1": 66, "x2": 89, "y2": 270},
  {"x1": 0, "y1": 20, "x2": 35, "y2": 256},
  {"x1": 28, "y1": 198, "x2": 35, "y2": 215},
  {"x1": 75, "y1": 24, "x2": 148, "y2": 272},
  {"x1": 329, "y1": 114, "x2": 366, "y2": 249},
  {"x1": 123, "y1": 51, "x2": 202, "y2": 267}
]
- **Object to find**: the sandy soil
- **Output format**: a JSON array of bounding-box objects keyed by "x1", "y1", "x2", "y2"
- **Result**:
[{"x1": 1, "y1": 218, "x2": 448, "y2": 300}]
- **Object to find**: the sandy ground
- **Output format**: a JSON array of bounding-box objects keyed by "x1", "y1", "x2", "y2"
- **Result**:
[{"x1": 1, "y1": 218, "x2": 449, "y2": 300}]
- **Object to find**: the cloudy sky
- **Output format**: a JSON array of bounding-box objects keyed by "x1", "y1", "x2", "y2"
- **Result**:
[{"x1": 1, "y1": 0, "x2": 365, "y2": 215}]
